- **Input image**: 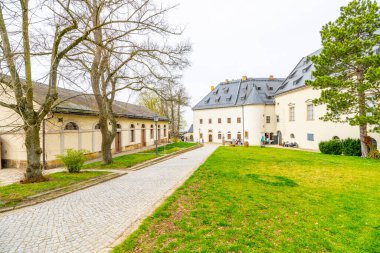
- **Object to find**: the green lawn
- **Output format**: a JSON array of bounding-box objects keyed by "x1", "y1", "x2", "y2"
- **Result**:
[
  {"x1": 84, "y1": 153, "x2": 158, "y2": 170},
  {"x1": 113, "y1": 146, "x2": 380, "y2": 253},
  {"x1": 85, "y1": 142, "x2": 197, "y2": 170},
  {"x1": 0, "y1": 171, "x2": 108, "y2": 208},
  {"x1": 143, "y1": 142, "x2": 198, "y2": 155}
]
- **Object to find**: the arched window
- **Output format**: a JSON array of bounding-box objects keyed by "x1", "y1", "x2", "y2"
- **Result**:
[
  {"x1": 94, "y1": 123, "x2": 100, "y2": 130},
  {"x1": 64, "y1": 122, "x2": 79, "y2": 130},
  {"x1": 218, "y1": 132, "x2": 222, "y2": 140},
  {"x1": 150, "y1": 124, "x2": 154, "y2": 139},
  {"x1": 141, "y1": 124, "x2": 145, "y2": 129},
  {"x1": 371, "y1": 138, "x2": 377, "y2": 149},
  {"x1": 237, "y1": 131, "x2": 242, "y2": 140},
  {"x1": 130, "y1": 124, "x2": 135, "y2": 142},
  {"x1": 332, "y1": 136, "x2": 340, "y2": 140},
  {"x1": 290, "y1": 133, "x2": 295, "y2": 139},
  {"x1": 116, "y1": 124, "x2": 122, "y2": 129},
  {"x1": 164, "y1": 125, "x2": 167, "y2": 137}
]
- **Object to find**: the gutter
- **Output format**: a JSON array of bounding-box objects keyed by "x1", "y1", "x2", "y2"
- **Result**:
[{"x1": 52, "y1": 108, "x2": 168, "y2": 121}]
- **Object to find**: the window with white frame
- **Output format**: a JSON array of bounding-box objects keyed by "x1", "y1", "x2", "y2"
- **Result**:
[
  {"x1": 289, "y1": 107, "x2": 295, "y2": 121},
  {"x1": 307, "y1": 133, "x2": 314, "y2": 141},
  {"x1": 150, "y1": 125, "x2": 154, "y2": 139},
  {"x1": 307, "y1": 104, "x2": 314, "y2": 120},
  {"x1": 130, "y1": 124, "x2": 135, "y2": 142},
  {"x1": 131, "y1": 124, "x2": 136, "y2": 142}
]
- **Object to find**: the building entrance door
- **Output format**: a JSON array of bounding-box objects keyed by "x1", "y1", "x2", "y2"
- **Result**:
[
  {"x1": 277, "y1": 131, "x2": 282, "y2": 145},
  {"x1": 141, "y1": 129, "x2": 146, "y2": 147},
  {"x1": 208, "y1": 134, "x2": 213, "y2": 143},
  {"x1": 115, "y1": 132, "x2": 122, "y2": 153}
]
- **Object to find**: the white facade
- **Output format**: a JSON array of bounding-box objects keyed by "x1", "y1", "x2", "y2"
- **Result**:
[
  {"x1": 274, "y1": 86, "x2": 380, "y2": 150},
  {"x1": 193, "y1": 85, "x2": 380, "y2": 151},
  {"x1": 193, "y1": 104, "x2": 277, "y2": 146}
]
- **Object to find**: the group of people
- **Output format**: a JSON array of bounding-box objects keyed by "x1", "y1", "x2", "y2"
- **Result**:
[
  {"x1": 231, "y1": 138, "x2": 243, "y2": 146},
  {"x1": 261, "y1": 135, "x2": 272, "y2": 146}
]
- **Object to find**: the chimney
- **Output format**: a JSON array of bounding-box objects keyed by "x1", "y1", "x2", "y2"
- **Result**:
[
  {"x1": 242, "y1": 76, "x2": 247, "y2": 81},
  {"x1": 211, "y1": 85, "x2": 215, "y2": 91},
  {"x1": 269, "y1": 75, "x2": 274, "y2": 80}
]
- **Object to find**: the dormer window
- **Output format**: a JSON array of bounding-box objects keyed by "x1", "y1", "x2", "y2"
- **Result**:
[
  {"x1": 204, "y1": 98, "x2": 210, "y2": 104},
  {"x1": 240, "y1": 94, "x2": 246, "y2": 100},
  {"x1": 257, "y1": 87, "x2": 262, "y2": 90},
  {"x1": 213, "y1": 89, "x2": 219, "y2": 95},
  {"x1": 288, "y1": 71, "x2": 297, "y2": 79},
  {"x1": 215, "y1": 96, "x2": 221, "y2": 102},
  {"x1": 293, "y1": 76, "x2": 303, "y2": 86},
  {"x1": 269, "y1": 87, "x2": 273, "y2": 91},
  {"x1": 303, "y1": 65, "x2": 312, "y2": 73},
  {"x1": 224, "y1": 87, "x2": 230, "y2": 94},
  {"x1": 226, "y1": 94, "x2": 232, "y2": 101}
]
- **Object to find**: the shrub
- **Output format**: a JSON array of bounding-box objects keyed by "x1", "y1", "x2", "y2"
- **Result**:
[
  {"x1": 319, "y1": 140, "x2": 342, "y2": 155},
  {"x1": 57, "y1": 149, "x2": 87, "y2": 173},
  {"x1": 171, "y1": 137, "x2": 180, "y2": 143},
  {"x1": 368, "y1": 149, "x2": 380, "y2": 159},
  {"x1": 341, "y1": 138, "x2": 362, "y2": 156}
]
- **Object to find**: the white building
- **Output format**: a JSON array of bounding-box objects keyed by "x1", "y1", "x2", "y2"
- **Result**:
[
  {"x1": 275, "y1": 49, "x2": 380, "y2": 150},
  {"x1": 193, "y1": 76, "x2": 284, "y2": 146},
  {"x1": 193, "y1": 50, "x2": 380, "y2": 150},
  {"x1": 0, "y1": 78, "x2": 169, "y2": 169}
]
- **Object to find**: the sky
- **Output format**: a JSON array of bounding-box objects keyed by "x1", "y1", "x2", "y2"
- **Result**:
[{"x1": 159, "y1": 0, "x2": 353, "y2": 130}]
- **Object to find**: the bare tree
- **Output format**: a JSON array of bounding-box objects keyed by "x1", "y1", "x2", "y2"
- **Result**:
[
  {"x1": 137, "y1": 81, "x2": 190, "y2": 138},
  {"x1": 64, "y1": 0, "x2": 191, "y2": 164},
  {"x1": 0, "y1": 0, "x2": 110, "y2": 181}
]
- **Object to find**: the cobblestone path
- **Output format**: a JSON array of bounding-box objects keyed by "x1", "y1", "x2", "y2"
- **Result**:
[{"x1": 0, "y1": 145, "x2": 217, "y2": 253}]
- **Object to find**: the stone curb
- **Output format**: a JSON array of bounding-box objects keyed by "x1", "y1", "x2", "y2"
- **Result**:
[{"x1": 0, "y1": 144, "x2": 203, "y2": 214}]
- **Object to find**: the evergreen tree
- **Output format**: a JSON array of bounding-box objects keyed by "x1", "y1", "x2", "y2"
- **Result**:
[{"x1": 307, "y1": 0, "x2": 380, "y2": 157}]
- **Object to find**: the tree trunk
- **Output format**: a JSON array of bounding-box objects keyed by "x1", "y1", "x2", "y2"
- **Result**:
[
  {"x1": 24, "y1": 124, "x2": 43, "y2": 182},
  {"x1": 177, "y1": 98, "x2": 180, "y2": 135},
  {"x1": 358, "y1": 89, "x2": 369, "y2": 157},
  {"x1": 98, "y1": 116, "x2": 115, "y2": 165},
  {"x1": 170, "y1": 101, "x2": 175, "y2": 137},
  {"x1": 101, "y1": 132, "x2": 113, "y2": 164},
  {"x1": 360, "y1": 124, "x2": 369, "y2": 157}
]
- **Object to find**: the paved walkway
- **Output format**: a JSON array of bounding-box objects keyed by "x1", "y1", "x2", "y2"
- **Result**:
[
  {"x1": 0, "y1": 145, "x2": 218, "y2": 253},
  {"x1": 0, "y1": 144, "x2": 165, "y2": 187}
]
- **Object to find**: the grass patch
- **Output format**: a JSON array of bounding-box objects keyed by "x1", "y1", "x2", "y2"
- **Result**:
[
  {"x1": 0, "y1": 171, "x2": 108, "y2": 208},
  {"x1": 84, "y1": 153, "x2": 158, "y2": 170},
  {"x1": 143, "y1": 142, "x2": 198, "y2": 155},
  {"x1": 113, "y1": 146, "x2": 380, "y2": 253},
  {"x1": 85, "y1": 142, "x2": 198, "y2": 170}
]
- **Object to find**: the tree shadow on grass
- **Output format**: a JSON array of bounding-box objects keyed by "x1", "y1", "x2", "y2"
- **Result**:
[{"x1": 246, "y1": 174, "x2": 298, "y2": 187}]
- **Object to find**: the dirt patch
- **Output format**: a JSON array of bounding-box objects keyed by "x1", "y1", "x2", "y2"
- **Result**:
[{"x1": 132, "y1": 186, "x2": 199, "y2": 252}]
